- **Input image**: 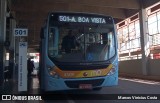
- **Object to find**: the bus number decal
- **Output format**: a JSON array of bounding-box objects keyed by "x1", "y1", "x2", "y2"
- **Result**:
[
  {"x1": 91, "y1": 70, "x2": 102, "y2": 76},
  {"x1": 64, "y1": 72, "x2": 75, "y2": 77}
]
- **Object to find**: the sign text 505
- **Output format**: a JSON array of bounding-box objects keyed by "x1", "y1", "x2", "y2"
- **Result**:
[{"x1": 14, "y1": 28, "x2": 28, "y2": 36}]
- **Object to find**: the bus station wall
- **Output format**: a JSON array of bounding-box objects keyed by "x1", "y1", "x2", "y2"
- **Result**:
[
  {"x1": 119, "y1": 59, "x2": 160, "y2": 76},
  {"x1": 148, "y1": 59, "x2": 160, "y2": 76},
  {"x1": 119, "y1": 59, "x2": 143, "y2": 75}
]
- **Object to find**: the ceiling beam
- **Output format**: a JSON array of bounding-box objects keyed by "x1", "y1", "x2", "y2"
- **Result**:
[
  {"x1": 142, "y1": 0, "x2": 160, "y2": 8},
  {"x1": 123, "y1": 9, "x2": 139, "y2": 18},
  {"x1": 12, "y1": 0, "x2": 141, "y2": 19},
  {"x1": 13, "y1": 0, "x2": 140, "y2": 10},
  {"x1": 52, "y1": 0, "x2": 140, "y2": 9},
  {"x1": 14, "y1": 5, "x2": 126, "y2": 19}
]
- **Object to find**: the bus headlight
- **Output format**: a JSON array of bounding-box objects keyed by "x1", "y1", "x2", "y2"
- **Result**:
[
  {"x1": 107, "y1": 67, "x2": 116, "y2": 76},
  {"x1": 48, "y1": 67, "x2": 59, "y2": 78}
]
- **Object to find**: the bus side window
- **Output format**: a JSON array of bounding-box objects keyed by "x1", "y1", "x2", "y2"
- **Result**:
[{"x1": 48, "y1": 28, "x2": 59, "y2": 57}]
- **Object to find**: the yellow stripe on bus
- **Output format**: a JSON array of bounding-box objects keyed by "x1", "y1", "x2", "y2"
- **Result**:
[{"x1": 53, "y1": 64, "x2": 113, "y2": 78}]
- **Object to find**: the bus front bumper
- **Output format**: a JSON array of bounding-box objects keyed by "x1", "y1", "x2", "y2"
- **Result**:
[{"x1": 45, "y1": 71, "x2": 118, "y2": 91}]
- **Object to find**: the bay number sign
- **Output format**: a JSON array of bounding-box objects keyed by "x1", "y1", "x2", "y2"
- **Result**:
[{"x1": 14, "y1": 28, "x2": 28, "y2": 36}]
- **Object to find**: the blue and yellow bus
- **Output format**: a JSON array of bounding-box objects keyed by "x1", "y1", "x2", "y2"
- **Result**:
[{"x1": 39, "y1": 12, "x2": 118, "y2": 91}]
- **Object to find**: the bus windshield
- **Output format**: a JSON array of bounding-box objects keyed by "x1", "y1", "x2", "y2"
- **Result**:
[{"x1": 48, "y1": 14, "x2": 116, "y2": 63}]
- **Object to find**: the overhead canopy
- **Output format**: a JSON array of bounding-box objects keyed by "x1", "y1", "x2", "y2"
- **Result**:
[{"x1": 8, "y1": 0, "x2": 160, "y2": 51}]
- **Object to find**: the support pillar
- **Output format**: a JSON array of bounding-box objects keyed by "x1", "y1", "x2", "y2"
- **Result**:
[
  {"x1": 139, "y1": 7, "x2": 150, "y2": 75},
  {"x1": 0, "y1": 0, "x2": 7, "y2": 86},
  {"x1": 9, "y1": 19, "x2": 16, "y2": 81}
]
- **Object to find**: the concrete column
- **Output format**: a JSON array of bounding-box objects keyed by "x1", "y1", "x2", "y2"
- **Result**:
[
  {"x1": 139, "y1": 7, "x2": 150, "y2": 75},
  {"x1": 0, "y1": 0, "x2": 7, "y2": 86},
  {"x1": 9, "y1": 19, "x2": 16, "y2": 50},
  {"x1": 10, "y1": 19, "x2": 16, "y2": 81}
]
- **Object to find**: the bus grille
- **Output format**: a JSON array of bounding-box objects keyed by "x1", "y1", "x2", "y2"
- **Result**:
[
  {"x1": 57, "y1": 64, "x2": 110, "y2": 71},
  {"x1": 65, "y1": 79, "x2": 104, "y2": 88}
]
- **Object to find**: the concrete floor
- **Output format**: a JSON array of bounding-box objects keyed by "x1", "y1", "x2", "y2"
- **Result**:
[{"x1": 0, "y1": 76, "x2": 160, "y2": 103}]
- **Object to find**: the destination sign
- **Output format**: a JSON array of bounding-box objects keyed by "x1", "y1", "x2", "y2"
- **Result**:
[{"x1": 59, "y1": 16, "x2": 106, "y2": 24}]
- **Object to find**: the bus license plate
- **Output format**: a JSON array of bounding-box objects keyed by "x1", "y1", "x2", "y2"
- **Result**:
[{"x1": 79, "y1": 84, "x2": 92, "y2": 89}]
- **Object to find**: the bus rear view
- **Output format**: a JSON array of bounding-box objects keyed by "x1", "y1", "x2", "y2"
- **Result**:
[{"x1": 39, "y1": 12, "x2": 118, "y2": 91}]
